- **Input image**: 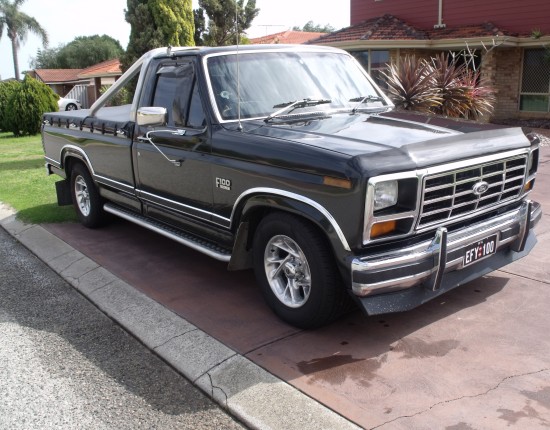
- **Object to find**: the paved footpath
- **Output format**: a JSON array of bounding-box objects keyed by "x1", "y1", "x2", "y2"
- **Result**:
[
  {"x1": 0, "y1": 225, "x2": 243, "y2": 429},
  {"x1": 0, "y1": 203, "x2": 358, "y2": 430}
]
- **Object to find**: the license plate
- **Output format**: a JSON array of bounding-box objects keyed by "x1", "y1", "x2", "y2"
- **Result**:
[{"x1": 463, "y1": 234, "x2": 498, "y2": 267}]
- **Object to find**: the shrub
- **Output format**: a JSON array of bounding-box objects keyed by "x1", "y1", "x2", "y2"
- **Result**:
[
  {"x1": 0, "y1": 80, "x2": 21, "y2": 132},
  {"x1": 99, "y1": 84, "x2": 131, "y2": 106},
  {"x1": 4, "y1": 75, "x2": 59, "y2": 136}
]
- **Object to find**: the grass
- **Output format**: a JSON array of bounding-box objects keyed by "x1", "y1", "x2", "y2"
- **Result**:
[{"x1": 0, "y1": 132, "x2": 77, "y2": 224}]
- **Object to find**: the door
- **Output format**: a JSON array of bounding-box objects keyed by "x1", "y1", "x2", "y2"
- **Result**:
[{"x1": 135, "y1": 59, "x2": 214, "y2": 222}]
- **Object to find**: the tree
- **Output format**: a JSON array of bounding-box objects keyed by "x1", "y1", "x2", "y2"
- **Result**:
[
  {"x1": 122, "y1": 0, "x2": 194, "y2": 72},
  {"x1": 292, "y1": 21, "x2": 335, "y2": 33},
  {"x1": 0, "y1": 0, "x2": 48, "y2": 80},
  {"x1": 0, "y1": 79, "x2": 20, "y2": 131},
  {"x1": 196, "y1": 0, "x2": 259, "y2": 46},
  {"x1": 193, "y1": 7, "x2": 206, "y2": 46},
  {"x1": 32, "y1": 35, "x2": 124, "y2": 69},
  {"x1": 4, "y1": 75, "x2": 58, "y2": 136}
]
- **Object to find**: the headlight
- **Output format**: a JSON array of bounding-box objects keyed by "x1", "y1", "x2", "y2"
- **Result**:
[
  {"x1": 528, "y1": 148, "x2": 539, "y2": 176},
  {"x1": 373, "y1": 180, "x2": 398, "y2": 211}
]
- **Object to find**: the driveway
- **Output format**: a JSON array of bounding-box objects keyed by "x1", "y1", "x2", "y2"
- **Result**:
[{"x1": 22, "y1": 141, "x2": 550, "y2": 428}]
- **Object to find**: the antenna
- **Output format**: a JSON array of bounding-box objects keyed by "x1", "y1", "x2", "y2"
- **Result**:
[{"x1": 236, "y1": 1, "x2": 243, "y2": 131}]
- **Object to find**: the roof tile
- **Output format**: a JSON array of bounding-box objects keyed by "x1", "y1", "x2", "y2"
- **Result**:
[
  {"x1": 78, "y1": 58, "x2": 122, "y2": 78},
  {"x1": 34, "y1": 69, "x2": 83, "y2": 83},
  {"x1": 309, "y1": 15, "x2": 518, "y2": 44},
  {"x1": 310, "y1": 15, "x2": 429, "y2": 44},
  {"x1": 250, "y1": 30, "x2": 326, "y2": 45}
]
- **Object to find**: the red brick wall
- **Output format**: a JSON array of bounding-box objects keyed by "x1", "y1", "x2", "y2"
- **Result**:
[{"x1": 351, "y1": 0, "x2": 550, "y2": 35}]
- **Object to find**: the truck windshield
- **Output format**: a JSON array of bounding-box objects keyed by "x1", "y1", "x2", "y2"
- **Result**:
[{"x1": 206, "y1": 50, "x2": 387, "y2": 121}]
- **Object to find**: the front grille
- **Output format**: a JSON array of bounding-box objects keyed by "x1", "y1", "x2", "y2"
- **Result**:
[{"x1": 418, "y1": 155, "x2": 527, "y2": 228}]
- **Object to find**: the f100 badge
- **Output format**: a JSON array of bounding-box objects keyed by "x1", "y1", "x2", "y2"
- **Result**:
[{"x1": 216, "y1": 177, "x2": 231, "y2": 191}]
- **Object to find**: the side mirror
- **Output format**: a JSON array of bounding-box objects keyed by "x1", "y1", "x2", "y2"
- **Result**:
[{"x1": 137, "y1": 107, "x2": 168, "y2": 127}]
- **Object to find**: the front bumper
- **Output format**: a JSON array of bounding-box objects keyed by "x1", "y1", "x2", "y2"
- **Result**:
[{"x1": 351, "y1": 200, "x2": 541, "y2": 313}]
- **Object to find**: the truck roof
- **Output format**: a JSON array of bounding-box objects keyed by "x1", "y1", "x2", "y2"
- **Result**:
[{"x1": 149, "y1": 44, "x2": 343, "y2": 59}]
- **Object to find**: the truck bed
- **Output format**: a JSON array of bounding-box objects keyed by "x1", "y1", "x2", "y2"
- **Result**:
[{"x1": 43, "y1": 105, "x2": 134, "y2": 137}]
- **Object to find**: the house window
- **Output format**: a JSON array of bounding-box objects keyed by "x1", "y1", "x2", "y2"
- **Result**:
[
  {"x1": 520, "y1": 48, "x2": 550, "y2": 112},
  {"x1": 351, "y1": 50, "x2": 390, "y2": 89}
]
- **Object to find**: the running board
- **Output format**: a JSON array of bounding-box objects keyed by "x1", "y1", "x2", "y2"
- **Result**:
[{"x1": 104, "y1": 203, "x2": 232, "y2": 262}]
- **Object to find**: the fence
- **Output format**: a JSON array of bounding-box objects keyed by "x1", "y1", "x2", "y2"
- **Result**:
[{"x1": 64, "y1": 84, "x2": 89, "y2": 108}]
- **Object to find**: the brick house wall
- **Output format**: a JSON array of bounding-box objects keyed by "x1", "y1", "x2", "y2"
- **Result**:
[{"x1": 487, "y1": 49, "x2": 522, "y2": 120}]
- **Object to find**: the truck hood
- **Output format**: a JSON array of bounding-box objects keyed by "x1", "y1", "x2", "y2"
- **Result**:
[{"x1": 242, "y1": 111, "x2": 530, "y2": 176}]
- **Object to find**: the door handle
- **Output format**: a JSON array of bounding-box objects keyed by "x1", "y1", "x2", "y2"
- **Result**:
[{"x1": 137, "y1": 131, "x2": 184, "y2": 167}]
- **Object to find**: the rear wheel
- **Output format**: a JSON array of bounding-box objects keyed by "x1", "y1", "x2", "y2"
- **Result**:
[
  {"x1": 66, "y1": 103, "x2": 77, "y2": 111},
  {"x1": 253, "y1": 212, "x2": 349, "y2": 329},
  {"x1": 70, "y1": 163, "x2": 105, "y2": 228}
]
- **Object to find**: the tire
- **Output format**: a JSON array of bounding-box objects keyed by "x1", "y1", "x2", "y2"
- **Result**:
[
  {"x1": 252, "y1": 212, "x2": 349, "y2": 329},
  {"x1": 66, "y1": 103, "x2": 77, "y2": 111},
  {"x1": 70, "y1": 163, "x2": 105, "y2": 228}
]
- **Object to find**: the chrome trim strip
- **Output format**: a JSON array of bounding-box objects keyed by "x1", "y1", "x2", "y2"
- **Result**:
[
  {"x1": 426, "y1": 227, "x2": 447, "y2": 291},
  {"x1": 95, "y1": 175, "x2": 135, "y2": 192},
  {"x1": 137, "y1": 189, "x2": 231, "y2": 227},
  {"x1": 59, "y1": 145, "x2": 95, "y2": 174},
  {"x1": 104, "y1": 204, "x2": 231, "y2": 262},
  {"x1": 511, "y1": 200, "x2": 531, "y2": 252},
  {"x1": 232, "y1": 187, "x2": 352, "y2": 252},
  {"x1": 423, "y1": 149, "x2": 528, "y2": 176},
  {"x1": 45, "y1": 156, "x2": 61, "y2": 168}
]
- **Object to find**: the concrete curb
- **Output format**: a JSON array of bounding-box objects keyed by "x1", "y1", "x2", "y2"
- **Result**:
[{"x1": 0, "y1": 203, "x2": 359, "y2": 430}]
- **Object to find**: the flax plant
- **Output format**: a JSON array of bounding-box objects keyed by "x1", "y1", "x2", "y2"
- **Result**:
[
  {"x1": 382, "y1": 53, "x2": 495, "y2": 120},
  {"x1": 382, "y1": 56, "x2": 442, "y2": 113}
]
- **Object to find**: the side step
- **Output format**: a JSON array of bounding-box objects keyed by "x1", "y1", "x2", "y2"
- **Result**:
[{"x1": 104, "y1": 203, "x2": 232, "y2": 262}]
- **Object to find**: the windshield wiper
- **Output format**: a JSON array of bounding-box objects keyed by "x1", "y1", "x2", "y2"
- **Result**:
[
  {"x1": 265, "y1": 98, "x2": 331, "y2": 122},
  {"x1": 350, "y1": 95, "x2": 385, "y2": 114}
]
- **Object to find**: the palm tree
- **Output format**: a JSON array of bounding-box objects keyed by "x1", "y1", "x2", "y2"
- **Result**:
[{"x1": 0, "y1": 0, "x2": 48, "y2": 80}]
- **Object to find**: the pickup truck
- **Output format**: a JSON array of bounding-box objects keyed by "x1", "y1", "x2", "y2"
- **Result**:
[{"x1": 42, "y1": 45, "x2": 541, "y2": 328}]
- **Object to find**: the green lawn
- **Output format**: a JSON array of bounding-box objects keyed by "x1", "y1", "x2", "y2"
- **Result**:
[{"x1": 0, "y1": 132, "x2": 77, "y2": 224}]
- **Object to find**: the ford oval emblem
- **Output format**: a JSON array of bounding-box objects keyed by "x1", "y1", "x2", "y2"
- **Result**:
[{"x1": 472, "y1": 181, "x2": 489, "y2": 196}]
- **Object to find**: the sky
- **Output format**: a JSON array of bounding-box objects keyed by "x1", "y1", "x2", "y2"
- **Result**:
[{"x1": 0, "y1": 0, "x2": 350, "y2": 80}]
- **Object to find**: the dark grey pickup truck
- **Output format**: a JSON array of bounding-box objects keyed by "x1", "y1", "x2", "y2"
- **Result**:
[{"x1": 42, "y1": 45, "x2": 541, "y2": 328}]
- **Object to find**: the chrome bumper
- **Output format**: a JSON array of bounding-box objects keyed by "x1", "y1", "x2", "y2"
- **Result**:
[{"x1": 352, "y1": 200, "x2": 541, "y2": 297}]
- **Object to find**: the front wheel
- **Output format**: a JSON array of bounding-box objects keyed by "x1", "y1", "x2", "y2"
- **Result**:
[
  {"x1": 70, "y1": 163, "x2": 105, "y2": 228},
  {"x1": 252, "y1": 212, "x2": 350, "y2": 329}
]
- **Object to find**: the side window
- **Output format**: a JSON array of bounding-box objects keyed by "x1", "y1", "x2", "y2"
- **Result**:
[
  {"x1": 152, "y1": 61, "x2": 206, "y2": 128},
  {"x1": 188, "y1": 84, "x2": 206, "y2": 128}
]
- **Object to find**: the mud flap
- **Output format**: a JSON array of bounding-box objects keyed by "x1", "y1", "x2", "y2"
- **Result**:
[{"x1": 55, "y1": 179, "x2": 72, "y2": 206}]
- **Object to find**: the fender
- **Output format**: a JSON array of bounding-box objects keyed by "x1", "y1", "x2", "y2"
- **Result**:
[{"x1": 232, "y1": 188, "x2": 352, "y2": 259}]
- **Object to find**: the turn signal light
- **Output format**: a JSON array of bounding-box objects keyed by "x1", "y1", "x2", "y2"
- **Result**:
[
  {"x1": 370, "y1": 220, "x2": 397, "y2": 239},
  {"x1": 323, "y1": 176, "x2": 352, "y2": 189},
  {"x1": 524, "y1": 180, "x2": 534, "y2": 193}
]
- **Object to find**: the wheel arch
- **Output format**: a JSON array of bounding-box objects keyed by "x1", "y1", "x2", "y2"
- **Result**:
[
  {"x1": 229, "y1": 189, "x2": 352, "y2": 271},
  {"x1": 60, "y1": 146, "x2": 94, "y2": 178}
]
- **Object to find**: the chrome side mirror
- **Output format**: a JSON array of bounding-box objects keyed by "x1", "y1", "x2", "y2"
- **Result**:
[{"x1": 137, "y1": 107, "x2": 168, "y2": 127}]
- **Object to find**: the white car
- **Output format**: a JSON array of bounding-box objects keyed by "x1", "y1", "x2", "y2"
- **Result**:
[{"x1": 58, "y1": 98, "x2": 81, "y2": 111}]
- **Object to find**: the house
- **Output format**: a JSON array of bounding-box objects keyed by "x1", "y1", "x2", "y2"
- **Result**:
[
  {"x1": 30, "y1": 58, "x2": 122, "y2": 108},
  {"x1": 310, "y1": 0, "x2": 550, "y2": 121},
  {"x1": 78, "y1": 58, "x2": 122, "y2": 103},
  {"x1": 28, "y1": 69, "x2": 86, "y2": 97},
  {"x1": 250, "y1": 30, "x2": 325, "y2": 45}
]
